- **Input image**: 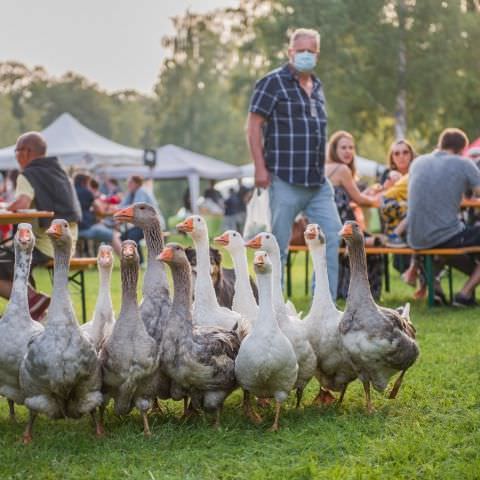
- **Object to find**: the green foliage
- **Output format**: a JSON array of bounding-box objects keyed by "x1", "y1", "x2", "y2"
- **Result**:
[{"x1": 0, "y1": 255, "x2": 479, "y2": 479}]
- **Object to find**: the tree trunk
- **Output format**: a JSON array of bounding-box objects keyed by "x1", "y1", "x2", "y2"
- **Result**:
[{"x1": 394, "y1": 0, "x2": 407, "y2": 140}]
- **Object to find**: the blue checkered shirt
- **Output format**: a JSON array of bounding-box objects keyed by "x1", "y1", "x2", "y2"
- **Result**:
[{"x1": 249, "y1": 64, "x2": 327, "y2": 187}]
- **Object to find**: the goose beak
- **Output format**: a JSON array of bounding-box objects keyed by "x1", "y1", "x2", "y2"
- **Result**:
[
  {"x1": 46, "y1": 223, "x2": 63, "y2": 239},
  {"x1": 122, "y1": 243, "x2": 136, "y2": 259},
  {"x1": 98, "y1": 249, "x2": 113, "y2": 266},
  {"x1": 176, "y1": 217, "x2": 194, "y2": 233},
  {"x1": 304, "y1": 225, "x2": 317, "y2": 241},
  {"x1": 245, "y1": 236, "x2": 262, "y2": 249},
  {"x1": 114, "y1": 206, "x2": 134, "y2": 222},
  {"x1": 214, "y1": 233, "x2": 229, "y2": 246},
  {"x1": 18, "y1": 226, "x2": 32, "y2": 244},
  {"x1": 339, "y1": 223, "x2": 353, "y2": 238},
  {"x1": 157, "y1": 246, "x2": 173, "y2": 262}
]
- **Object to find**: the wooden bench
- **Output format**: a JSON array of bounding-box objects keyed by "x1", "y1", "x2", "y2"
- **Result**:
[
  {"x1": 287, "y1": 245, "x2": 480, "y2": 307},
  {"x1": 46, "y1": 257, "x2": 97, "y2": 323}
]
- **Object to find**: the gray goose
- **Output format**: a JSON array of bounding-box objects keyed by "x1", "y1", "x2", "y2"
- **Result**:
[
  {"x1": 19, "y1": 220, "x2": 103, "y2": 443},
  {"x1": 158, "y1": 243, "x2": 240, "y2": 428},
  {"x1": 0, "y1": 224, "x2": 43, "y2": 421},
  {"x1": 338, "y1": 221, "x2": 419, "y2": 412},
  {"x1": 100, "y1": 240, "x2": 160, "y2": 436}
]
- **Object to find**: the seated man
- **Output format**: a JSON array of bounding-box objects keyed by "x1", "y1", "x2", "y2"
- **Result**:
[
  {"x1": 0, "y1": 132, "x2": 81, "y2": 319},
  {"x1": 407, "y1": 128, "x2": 480, "y2": 306},
  {"x1": 74, "y1": 173, "x2": 121, "y2": 256},
  {"x1": 118, "y1": 175, "x2": 165, "y2": 265}
]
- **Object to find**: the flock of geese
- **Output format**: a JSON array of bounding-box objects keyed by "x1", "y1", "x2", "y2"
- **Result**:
[{"x1": 0, "y1": 202, "x2": 419, "y2": 443}]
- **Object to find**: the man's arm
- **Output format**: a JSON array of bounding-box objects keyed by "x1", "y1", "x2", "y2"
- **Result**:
[
  {"x1": 8, "y1": 194, "x2": 32, "y2": 212},
  {"x1": 246, "y1": 112, "x2": 270, "y2": 188}
]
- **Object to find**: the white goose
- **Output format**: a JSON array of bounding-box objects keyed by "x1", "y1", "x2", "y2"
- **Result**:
[
  {"x1": 214, "y1": 230, "x2": 258, "y2": 324},
  {"x1": 303, "y1": 224, "x2": 357, "y2": 404},
  {"x1": 81, "y1": 245, "x2": 115, "y2": 351},
  {"x1": 246, "y1": 232, "x2": 316, "y2": 407},
  {"x1": 176, "y1": 216, "x2": 244, "y2": 331}
]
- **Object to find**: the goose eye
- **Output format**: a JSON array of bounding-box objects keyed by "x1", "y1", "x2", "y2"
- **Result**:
[
  {"x1": 233, "y1": 233, "x2": 237, "y2": 237},
  {"x1": 266, "y1": 235, "x2": 270, "y2": 239}
]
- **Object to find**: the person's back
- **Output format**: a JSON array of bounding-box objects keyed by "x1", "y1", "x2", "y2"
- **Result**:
[{"x1": 407, "y1": 151, "x2": 479, "y2": 249}]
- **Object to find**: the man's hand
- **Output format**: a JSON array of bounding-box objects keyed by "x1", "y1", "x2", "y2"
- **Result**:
[
  {"x1": 255, "y1": 165, "x2": 271, "y2": 189},
  {"x1": 7, "y1": 194, "x2": 31, "y2": 212}
]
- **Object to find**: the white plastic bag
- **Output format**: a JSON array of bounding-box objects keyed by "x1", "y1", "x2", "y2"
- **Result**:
[{"x1": 243, "y1": 188, "x2": 271, "y2": 239}]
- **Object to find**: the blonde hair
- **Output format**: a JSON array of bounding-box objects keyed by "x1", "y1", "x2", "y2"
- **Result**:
[
  {"x1": 289, "y1": 28, "x2": 320, "y2": 50},
  {"x1": 327, "y1": 131, "x2": 357, "y2": 178}
]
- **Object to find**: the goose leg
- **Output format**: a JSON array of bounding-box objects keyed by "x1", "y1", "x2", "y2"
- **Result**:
[
  {"x1": 91, "y1": 409, "x2": 105, "y2": 438},
  {"x1": 142, "y1": 410, "x2": 152, "y2": 437},
  {"x1": 388, "y1": 370, "x2": 406, "y2": 399},
  {"x1": 8, "y1": 399, "x2": 15, "y2": 421},
  {"x1": 337, "y1": 385, "x2": 348, "y2": 406},
  {"x1": 22, "y1": 410, "x2": 37, "y2": 445},
  {"x1": 213, "y1": 407, "x2": 222, "y2": 430},
  {"x1": 363, "y1": 381, "x2": 374, "y2": 414},
  {"x1": 243, "y1": 391, "x2": 262, "y2": 424},
  {"x1": 268, "y1": 401, "x2": 282, "y2": 432},
  {"x1": 151, "y1": 398, "x2": 163, "y2": 414},
  {"x1": 295, "y1": 387, "x2": 304, "y2": 409},
  {"x1": 181, "y1": 398, "x2": 198, "y2": 421}
]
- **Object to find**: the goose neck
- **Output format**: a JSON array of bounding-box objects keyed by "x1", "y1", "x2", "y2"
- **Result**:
[
  {"x1": 119, "y1": 262, "x2": 139, "y2": 318},
  {"x1": 231, "y1": 249, "x2": 256, "y2": 305},
  {"x1": 6, "y1": 245, "x2": 30, "y2": 316},
  {"x1": 254, "y1": 271, "x2": 278, "y2": 332},
  {"x1": 270, "y1": 248, "x2": 285, "y2": 310},
  {"x1": 144, "y1": 219, "x2": 164, "y2": 259},
  {"x1": 193, "y1": 235, "x2": 218, "y2": 306},
  {"x1": 170, "y1": 261, "x2": 193, "y2": 324},
  {"x1": 346, "y1": 240, "x2": 375, "y2": 307},
  {"x1": 310, "y1": 244, "x2": 336, "y2": 313}
]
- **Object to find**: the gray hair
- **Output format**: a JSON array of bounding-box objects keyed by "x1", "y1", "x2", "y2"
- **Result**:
[{"x1": 289, "y1": 28, "x2": 321, "y2": 50}]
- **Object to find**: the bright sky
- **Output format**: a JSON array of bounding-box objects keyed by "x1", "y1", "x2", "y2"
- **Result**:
[{"x1": 0, "y1": 0, "x2": 239, "y2": 94}]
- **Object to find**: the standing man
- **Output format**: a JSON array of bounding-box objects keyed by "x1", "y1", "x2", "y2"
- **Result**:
[
  {"x1": 246, "y1": 28, "x2": 341, "y2": 298},
  {"x1": 0, "y1": 132, "x2": 81, "y2": 319},
  {"x1": 407, "y1": 128, "x2": 480, "y2": 306}
]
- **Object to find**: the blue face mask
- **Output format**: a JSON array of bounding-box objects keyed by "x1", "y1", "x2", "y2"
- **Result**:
[{"x1": 293, "y1": 51, "x2": 317, "y2": 72}]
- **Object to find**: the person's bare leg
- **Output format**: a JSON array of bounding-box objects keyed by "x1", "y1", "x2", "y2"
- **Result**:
[
  {"x1": 393, "y1": 218, "x2": 408, "y2": 236},
  {"x1": 0, "y1": 279, "x2": 12, "y2": 300},
  {"x1": 459, "y1": 263, "x2": 480, "y2": 298}
]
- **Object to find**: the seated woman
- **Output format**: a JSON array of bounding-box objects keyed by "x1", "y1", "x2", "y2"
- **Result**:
[{"x1": 325, "y1": 131, "x2": 382, "y2": 300}]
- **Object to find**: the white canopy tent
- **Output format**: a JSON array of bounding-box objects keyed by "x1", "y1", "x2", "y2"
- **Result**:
[
  {"x1": 96, "y1": 144, "x2": 242, "y2": 214},
  {"x1": 0, "y1": 112, "x2": 143, "y2": 169}
]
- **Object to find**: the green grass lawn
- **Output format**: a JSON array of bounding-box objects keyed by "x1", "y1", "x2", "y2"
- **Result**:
[{"x1": 0, "y1": 251, "x2": 479, "y2": 479}]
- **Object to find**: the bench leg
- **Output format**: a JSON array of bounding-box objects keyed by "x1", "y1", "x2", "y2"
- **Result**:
[
  {"x1": 80, "y1": 270, "x2": 86, "y2": 324},
  {"x1": 425, "y1": 256, "x2": 435, "y2": 307},
  {"x1": 448, "y1": 265, "x2": 453, "y2": 304},
  {"x1": 286, "y1": 251, "x2": 292, "y2": 298},
  {"x1": 383, "y1": 254, "x2": 390, "y2": 293}
]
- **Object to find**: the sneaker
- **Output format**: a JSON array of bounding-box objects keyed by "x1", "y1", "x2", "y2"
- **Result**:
[
  {"x1": 386, "y1": 233, "x2": 408, "y2": 248},
  {"x1": 452, "y1": 293, "x2": 478, "y2": 307},
  {"x1": 28, "y1": 292, "x2": 51, "y2": 321}
]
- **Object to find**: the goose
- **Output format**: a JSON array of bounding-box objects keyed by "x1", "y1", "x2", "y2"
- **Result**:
[
  {"x1": 19, "y1": 220, "x2": 103, "y2": 444},
  {"x1": 158, "y1": 243, "x2": 240, "y2": 428},
  {"x1": 338, "y1": 221, "x2": 419, "y2": 412},
  {"x1": 176, "y1": 216, "x2": 244, "y2": 331},
  {"x1": 213, "y1": 230, "x2": 258, "y2": 324},
  {"x1": 235, "y1": 250, "x2": 298, "y2": 431},
  {"x1": 246, "y1": 232, "x2": 317, "y2": 407},
  {"x1": 0, "y1": 224, "x2": 43, "y2": 421},
  {"x1": 81, "y1": 245, "x2": 115, "y2": 351},
  {"x1": 100, "y1": 240, "x2": 160, "y2": 436},
  {"x1": 113, "y1": 203, "x2": 171, "y2": 343},
  {"x1": 302, "y1": 224, "x2": 357, "y2": 405}
]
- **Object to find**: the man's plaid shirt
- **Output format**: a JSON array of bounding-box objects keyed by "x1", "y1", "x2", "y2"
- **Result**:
[{"x1": 249, "y1": 64, "x2": 327, "y2": 187}]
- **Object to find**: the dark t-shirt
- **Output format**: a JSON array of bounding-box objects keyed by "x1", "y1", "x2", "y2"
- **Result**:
[{"x1": 75, "y1": 185, "x2": 95, "y2": 230}]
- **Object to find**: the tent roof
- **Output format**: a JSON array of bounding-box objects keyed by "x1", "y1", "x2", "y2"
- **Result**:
[
  {"x1": 97, "y1": 144, "x2": 242, "y2": 180},
  {"x1": 0, "y1": 112, "x2": 143, "y2": 169}
]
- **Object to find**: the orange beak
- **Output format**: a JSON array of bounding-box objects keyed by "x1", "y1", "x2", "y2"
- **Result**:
[
  {"x1": 305, "y1": 226, "x2": 317, "y2": 241},
  {"x1": 214, "y1": 233, "x2": 229, "y2": 246},
  {"x1": 46, "y1": 223, "x2": 62, "y2": 239},
  {"x1": 176, "y1": 217, "x2": 194, "y2": 233},
  {"x1": 254, "y1": 253, "x2": 266, "y2": 267},
  {"x1": 340, "y1": 223, "x2": 353, "y2": 238},
  {"x1": 122, "y1": 243, "x2": 136, "y2": 258},
  {"x1": 114, "y1": 206, "x2": 134, "y2": 222},
  {"x1": 245, "y1": 236, "x2": 262, "y2": 249},
  {"x1": 18, "y1": 227, "x2": 31, "y2": 243},
  {"x1": 157, "y1": 246, "x2": 173, "y2": 262}
]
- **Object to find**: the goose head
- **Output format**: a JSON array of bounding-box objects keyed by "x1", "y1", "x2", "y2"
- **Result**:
[
  {"x1": 97, "y1": 244, "x2": 114, "y2": 269},
  {"x1": 253, "y1": 250, "x2": 272, "y2": 275},
  {"x1": 245, "y1": 232, "x2": 278, "y2": 256},
  {"x1": 304, "y1": 223, "x2": 326, "y2": 248},
  {"x1": 157, "y1": 242, "x2": 188, "y2": 267},
  {"x1": 46, "y1": 219, "x2": 71, "y2": 250},
  {"x1": 176, "y1": 215, "x2": 207, "y2": 242},
  {"x1": 16, "y1": 222, "x2": 35, "y2": 253},
  {"x1": 214, "y1": 230, "x2": 245, "y2": 254},
  {"x1": 114, "y1": 202, "x2": 157, "y2": 229},
  {"x1": 339, "y1": 221, "x2": 364, "y2": 247},
  {"x1": 120, "y1": 240, "x2": 139, "y2": 265}
]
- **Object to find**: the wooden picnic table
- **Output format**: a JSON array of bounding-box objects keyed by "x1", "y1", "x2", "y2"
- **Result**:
[
  {"x1": 0, "y1": 210, "x2": 55, "y2": 226},
  {"x1": 461, "y1": 198, "x2": 480, "y2": 208}
]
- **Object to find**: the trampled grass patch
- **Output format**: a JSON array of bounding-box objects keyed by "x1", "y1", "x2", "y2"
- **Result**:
[{"x1": 0, "y1": 252, "x2": 479, "y2": 479}]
